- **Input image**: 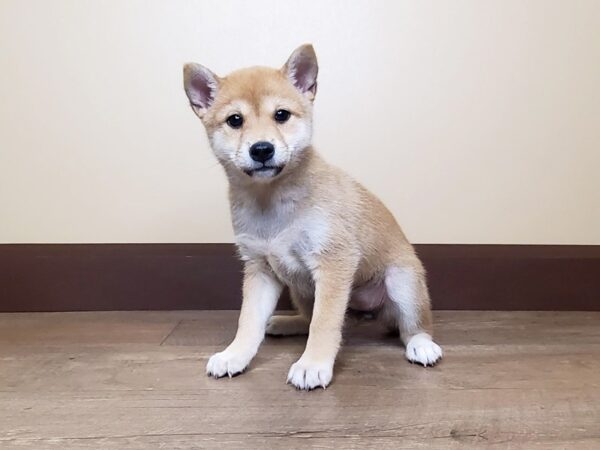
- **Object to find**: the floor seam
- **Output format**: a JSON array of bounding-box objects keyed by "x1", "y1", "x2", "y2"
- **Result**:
[{"x1": 159, "y1": 319, "x2": 182, "y2": 346}]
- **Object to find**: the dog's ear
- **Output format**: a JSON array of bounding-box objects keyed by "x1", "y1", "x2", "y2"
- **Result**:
[
  {"x1": 183, "y1": 63, "x2": 219, "y2": 118},
  {"x1": 283, "y1": 44, "x2": 318, "y2": 101}
]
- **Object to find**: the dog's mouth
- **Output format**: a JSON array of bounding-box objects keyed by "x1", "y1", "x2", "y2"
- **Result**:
[{"x1": 243, "y1": 165, "x2": 284, "y2": 178}]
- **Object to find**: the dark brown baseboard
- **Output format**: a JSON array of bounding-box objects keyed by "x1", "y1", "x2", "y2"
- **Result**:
[{"x1": 0, "y1": 244, "x2": 598, "y2": 312}]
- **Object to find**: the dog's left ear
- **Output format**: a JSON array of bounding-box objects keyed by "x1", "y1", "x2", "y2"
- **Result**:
[{"x1": 283, "y1": 44, "x2": 318, "y2": 101}]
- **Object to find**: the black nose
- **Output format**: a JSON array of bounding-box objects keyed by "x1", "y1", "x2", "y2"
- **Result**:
[{"x1": 249, "y1": 141, "x2": 275, "y2": 163}]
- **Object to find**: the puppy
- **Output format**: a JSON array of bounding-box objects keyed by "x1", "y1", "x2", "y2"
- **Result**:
[{"x1": 183, "y1": 44, "x2": 442, "y2": 390}]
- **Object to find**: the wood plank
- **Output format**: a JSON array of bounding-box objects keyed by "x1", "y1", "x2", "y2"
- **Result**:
[
  {"x1": 0, "y1": 311, "x2": 181, "y2": 345},
  {"x1": 1, "y1": 388, "x2": 599, "y2": 448},
  {"x1": 2, "y1": 343, "x2": 600, "y2": 393},
  {"x1": 163, "y1": 310, "x2": 600, "y2": 346}
]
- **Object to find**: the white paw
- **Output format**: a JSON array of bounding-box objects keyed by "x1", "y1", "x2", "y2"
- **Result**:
[
  {"x1": 287, "y1": 357, "x2": 333, "y2": 390},
  {"x1": 405, "y1": 333, "x2": 443, "y2": 367},
  {"x1": 206, "y1": 350, "x2": 251, "y2": 378},
  {"x1": 266, "y1": 315, "x2": 310, "y2": 336}
]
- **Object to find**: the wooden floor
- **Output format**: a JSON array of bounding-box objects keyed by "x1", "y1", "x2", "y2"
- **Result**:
[{"x1": 1, "y1": 311, "x2": 599, "y2": 449}]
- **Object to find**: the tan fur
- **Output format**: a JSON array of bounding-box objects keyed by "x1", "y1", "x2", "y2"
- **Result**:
[{"x1": 184, "y1": 45, "x2": 442, "y2": 390}]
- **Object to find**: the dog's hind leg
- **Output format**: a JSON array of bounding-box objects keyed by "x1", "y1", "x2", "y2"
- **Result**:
[
  {"x1": 381, "y1": 259, "x2": 442, "y2": 366},
  {"x1": 266, "y1": 286, "x2": 312, "y2": 336}
]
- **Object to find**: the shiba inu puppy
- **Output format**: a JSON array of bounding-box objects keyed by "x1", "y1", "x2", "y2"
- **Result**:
[{"x1": 183, "y1": 44, "x2": 442, "y2": 390}]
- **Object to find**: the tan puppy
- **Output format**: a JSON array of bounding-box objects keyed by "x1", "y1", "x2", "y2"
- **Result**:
[{"x1": 183, "y1": 44, "x2": 442, "y2": 390}]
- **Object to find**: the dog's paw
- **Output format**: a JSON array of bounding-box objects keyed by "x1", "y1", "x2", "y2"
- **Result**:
[
  {"x1": 266, "y1": 315, "x2": 310, "y2": 336},
  {"x1": 206, "y1": 350, "x2": 250, "y2": 378},
  {"x1": 287, "y1": 357, "x2": 333, "y2": 390},
  {"x1": 405, "y1": 333, "x2": 443, "y2": 367}
]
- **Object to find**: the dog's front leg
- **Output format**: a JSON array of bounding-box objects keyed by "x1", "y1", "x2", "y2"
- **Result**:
[
  {"x1": 207, "y1": 262, "x2": 282, "y2": 378},
  {"x1": 287, "y1": 260, "x2": 355, "y2": 390}
]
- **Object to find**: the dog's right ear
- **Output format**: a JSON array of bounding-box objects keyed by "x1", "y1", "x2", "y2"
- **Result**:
[{"x1": 183, "y1": 63, "x2": 219, "y2": 118}]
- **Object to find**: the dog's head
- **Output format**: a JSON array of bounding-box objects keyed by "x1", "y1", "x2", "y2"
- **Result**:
[{"x1": 183, "y1": 45, "x2": 318, "y2": 182}]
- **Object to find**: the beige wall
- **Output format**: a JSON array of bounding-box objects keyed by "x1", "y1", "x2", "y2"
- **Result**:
[{"x1": 1, "y1": 0, "x2": 598, "y2": 244}]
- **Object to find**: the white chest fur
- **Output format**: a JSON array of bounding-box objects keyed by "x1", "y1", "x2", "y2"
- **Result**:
[{"x1": 232, "y1": 194, "x2": 328, "y2": 288}]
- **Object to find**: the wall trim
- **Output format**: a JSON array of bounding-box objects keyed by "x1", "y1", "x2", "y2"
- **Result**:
[{"x1": 1, "y1": 244, "x2": 598, "y2": 312}]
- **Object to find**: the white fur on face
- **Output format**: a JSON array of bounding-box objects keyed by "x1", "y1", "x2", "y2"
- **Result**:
[{"x1": 207, "y1": 97, "x2": 313, "y2": 182}]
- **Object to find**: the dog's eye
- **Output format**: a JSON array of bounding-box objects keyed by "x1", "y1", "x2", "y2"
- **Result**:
[
  {"x1": 274, "y1": 109, "x2": 291, "y2": 123},
  {"x1": 226, "y1": 114, "x2": 244, "y2": 129}
]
